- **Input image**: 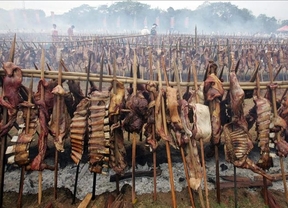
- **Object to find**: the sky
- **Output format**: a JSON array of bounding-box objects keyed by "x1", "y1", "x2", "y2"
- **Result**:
[{"x1": 1, "y1": 1, "x2": 288, "y2": 21}]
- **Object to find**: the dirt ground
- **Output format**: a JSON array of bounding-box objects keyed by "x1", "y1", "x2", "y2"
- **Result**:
[{"x1": 3, "y1": 185, "x2": 288, "y2": 208}]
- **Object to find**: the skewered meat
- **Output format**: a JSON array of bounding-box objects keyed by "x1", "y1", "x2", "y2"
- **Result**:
[
  {"x1": 50, "y1": 85, "x2": 71, "y2": 152},
  {"x1": 0, "y1": 62, "x2": 23, "y2": 137},
  {"x1": 185, "y1": 139, "x2": 202, "y2": 190},
  {"x1": 190, "y1": 103, "x2": 211, "y2": 144},
  {"x1": 224, "y1": 67, "x2": 273, "y2": 181},
  {"x1": 155, "y1": 88, "x2": 174, "y2": 145},
  {"x1": 144, "y1": 81, "x2": 160, "y2": 150},
  {"x1": 123, "y1": 91, "x2": 148, "y2": 134},
  {"x1": 278, "y1": 95, "x2": 288, "y2": 143},
  {"x1": 30, "y1": 79, "x2": 57, "y2": 171},
  {"x1": 253, "y1": 96, "x2": 273, "y2": 170},
  {"x1": 204, "y1": 62, "x2": 224, "y2": 145},
  {"x1": 179, "y1": 99, "x2": 204, "y2": 190},
  {"x1": 70, "y1": 98, "x2": 90, "y2": 165},
  {"x1": 223, "y1": 122, "x2": 273, "y2": 181},
  {"x1": 229, "y1": 69, "x2": 245, "y2": 122},
  {"x1": 88, "y1": 90, "x2": 110, "y2": 174},
  {"x1": 108, "y1": 80, "x2": 127, "y2": 175},
  {"x1": 166, "y1": 86, "x2": 183, "y2": 130},
  {"x1": 270, "y1": 115, "x2": 288, "y2": 157},
  {"x1": 9, "y1": 101, "x2": 38, "y2": 166}
]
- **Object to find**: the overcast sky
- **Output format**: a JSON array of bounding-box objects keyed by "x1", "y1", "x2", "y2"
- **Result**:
[{"x1": 1, "y1": 1, "x2": 288, "y2": 21}]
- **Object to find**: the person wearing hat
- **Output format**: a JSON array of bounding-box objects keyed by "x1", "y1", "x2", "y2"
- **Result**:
[
  {"x1": 150, "y1": 23, "x2": 157, "y2": 36},
  {"x1": 67, "y1": 25, "x2": 75, "y2": 40}
]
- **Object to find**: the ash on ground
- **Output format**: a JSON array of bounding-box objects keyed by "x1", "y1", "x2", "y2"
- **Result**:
[{"x1": 4, "y1": 144, "x2": 288, "y2": 200}]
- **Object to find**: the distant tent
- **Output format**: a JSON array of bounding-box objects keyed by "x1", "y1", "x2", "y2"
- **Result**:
[{"x1": 277, "y1": 25, "x2": 288, "y2": 32}]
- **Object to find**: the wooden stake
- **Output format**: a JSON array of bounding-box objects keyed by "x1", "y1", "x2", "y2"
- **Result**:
[
  {"x1": 148, "y1": 48, "x2": 158, "y2": 201},
  {"x1": 54, "y1": 54, "x2": 63, "y2": 199},
  {"x1": 157, "y1": 59, "x2": 177, "y2": 208},
  {"x1": 174, "y1": 61, "x2": 195, "y2": 208},
  {"x1": 112, "y1": 54, "x2": 120, "y2": 195},
  {"x1": 72, "y1": 54, "x2": 92, "y2": 204},
  {"x1": 131, "y1": 49, "x2": 138, "y2": 204}
]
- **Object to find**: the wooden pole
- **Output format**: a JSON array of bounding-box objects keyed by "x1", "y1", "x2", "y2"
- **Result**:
[
  {"x1": 157, "y1": 59, "x2": 177, "y2": 208},
  {"x1": 112, "y1": 54, "x2": 121, "y2": 195},
  {"x1": 174, "y1": 61, "x2": 195, "y2": 208},
  {"x1": 17, "y1": 77, "x2": 33, "y2": 208},
  {"x1": 54, "y1": 55, "x2": 63, "y2": 200},
  {"x1": 148, "y1": 48, "x2": 158, "y2": 202},
  {"x1": 254, "y1": 62, "x2": 268, "y2": 205},
  {"x1": 131, "y1": 49, "x2": 138, "y2": 204},
  {"x1": 92, "y1": 52, "x2": 102, "y2": 201},
  {"x1": 72, "y1": 54, "x2": 92, "y2": 204},
  {"x1": 192, "y1": 60, "x2": 209, "y2": 208}
]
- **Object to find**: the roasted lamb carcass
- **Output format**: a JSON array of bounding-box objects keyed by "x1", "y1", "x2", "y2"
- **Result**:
[
  {"x1": 108, "y1": 79, "x2": 127, "y2": 175},
  {"x1": 253, "y1": 96, "x2": 273, "y2": 170},
  {"x1": 203, "y1": 61, "x2": 224, "y2": 145},
  {"x1": 223, "y1": 122, "x2": 272, "y2": 181},
  {"x1": 6, "y1": 100, "x2": 38, "y2": 166},
  {"x1": 29, "y1": 78, "x2": 57, "y2": 171},
  {"x1": 0, "y1": 62, "x2": 24, "y2": 137},
  {"x1": 122, "y1": 89, "x2": 149, "y2": 134},
  {"x1": 144, "y1": 81, "x2": 161, "y2": 151},
  {"x1": 50, "y1": 84, "x2": 71, "y2": 152},
  {"x1": 88, "y1": 90, "x2": 110, "y2": 174},
  {"x1": 164, "y1": 86, "x2": 188, "y2": 147},
  {"x1": 70, "y1": 98, "x2": 90, "y2": 165},
  {"x1": 277, "y1": 95, "x2": 288, "y2": 155},
  {"x1": 223, "y1": 69, "x2": 273, "y2": 181}
]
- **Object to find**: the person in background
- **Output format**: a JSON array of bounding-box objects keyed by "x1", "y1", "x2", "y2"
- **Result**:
[
  {"x1": 51, "y1": 24, "x2": 58, "y2": 42},
  {"x1": 141, "y1": 26, "x2": 150, "y2": 35},
  {"x1": 150, "y1": 23, "x2": 157, "y2": 36},
  {"x1": 67, "y1": 25, "x2": 75, "y2": 40}
]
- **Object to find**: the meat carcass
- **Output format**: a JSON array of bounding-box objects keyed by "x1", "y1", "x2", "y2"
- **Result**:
[
  {"x1": 204, "y1": 62, "x2": 224, "y2": 145},
  {"x1": 50, "y1": 85, "x2": 71, "y2": 152},
  {"x1": 154, "y1": 88, "x2": 174, "y2": 145},
  {"x1": 143, "y1": 81, "x2": 162, "y2": 151},
  {"x1": 88, "y1": 90, "x2": 110, "y2": 174},
  {"x1": 122, "y1": 90, "x2": 148, "y2": 134},
  {"x1": 29, "y1": 79, "x2": 57, "y2": 171},
  {"x1": 6, "y1": 101, "x2": 38, "y2": 166},
  {"x1": 223, "y1": 68, "x2": 273, "y2": 181},
  {"x1": 108, "y1": 80, "x2": 127, "y2": 175},
  {"x1": 70, "y1": 98, "x2": 90, "y2": 165},
  {"x1": 253, "y1": 96, "x2": 273, "y2": 170},
  {"x1": 223, "y1": 122, "x2": 273, "y2": 181},
  {"x1": 0, "y1": 62, "x2": 23, "y2": 137}
]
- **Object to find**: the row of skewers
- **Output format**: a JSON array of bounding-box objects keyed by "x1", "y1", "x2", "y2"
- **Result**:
[{"x1": 1, "y1": 35, "x2": 288, "y2": 208}]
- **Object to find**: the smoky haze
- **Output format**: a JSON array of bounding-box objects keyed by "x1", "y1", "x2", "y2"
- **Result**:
[{"x1": 0, "y1": 1, "x2": 285, "y2": 38}]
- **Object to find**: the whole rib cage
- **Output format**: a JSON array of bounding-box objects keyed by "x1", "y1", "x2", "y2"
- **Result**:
[
  {"x1": 88, "y1": 90, "x2": 110, "y2": 175},
  {"x1": 70, "y1": 97, "x2": 90, "y2": 165},
  {"x1": 223, "y1": 121, "x2": 273, "y2": 181}
]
